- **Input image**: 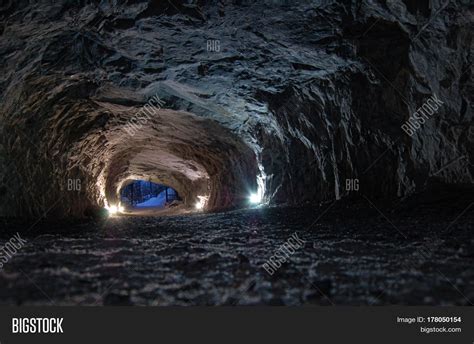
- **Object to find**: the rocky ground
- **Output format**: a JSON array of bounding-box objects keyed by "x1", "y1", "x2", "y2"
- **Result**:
[{"x1": 0, "y1": 191, "x2": 472, "y2": 306}]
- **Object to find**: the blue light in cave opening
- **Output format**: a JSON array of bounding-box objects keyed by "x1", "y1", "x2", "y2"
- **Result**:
[{"x1": 120, "y1": 180, "x2": 179, "y2": 209}]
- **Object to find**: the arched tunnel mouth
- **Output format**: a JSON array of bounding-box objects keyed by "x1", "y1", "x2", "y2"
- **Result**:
[
  {"x1": 1, "y1": 84, "x2": 263, "y2": 219},
  {"x1": 117, "y1": 180, "x2": 182, "y2": 215},
  {"x1": 122, "y1": 180, "x2": 180, "y2": 209},
  {"x1": 67, "y1": 105, "x2": 262, "y2": 220},
  {"x1": 104, "y1": 107, "x2": 258, "y2": 215}
]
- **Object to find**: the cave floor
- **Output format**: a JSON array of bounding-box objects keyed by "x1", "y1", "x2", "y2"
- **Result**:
[{"x1": 0, "y1": 198, "x2": 473, "y2": 306}]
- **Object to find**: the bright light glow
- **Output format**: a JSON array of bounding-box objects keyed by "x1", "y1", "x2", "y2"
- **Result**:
[
  {"x1": 105, "y1": 204, "x2": 123, "y2": 216},
  {"x1": 195, "y1": 195, "x2": 208, "y2": 210},
  {"x1": 106, "y1": 205, "x2": 118, "y2": 215},
  {"x1": 249, "y1": 192, "x2": 262, "y2": 204},
  {"x1": 252, "y1": 161, "x2": 266, "y2": 205}
]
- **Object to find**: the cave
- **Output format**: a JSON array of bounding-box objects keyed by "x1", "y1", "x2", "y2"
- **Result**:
[{"x1": 0, "y1": 0, "x2": 472, "y2": 306}]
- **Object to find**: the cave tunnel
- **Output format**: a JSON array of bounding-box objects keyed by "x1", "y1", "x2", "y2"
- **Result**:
[
  {"x1": 93, "y1": 106, "x2": 260, "y2": 217},
  {"x1": 0, "y1": 0, "x2": 473, "y2": 308},
  {"x1": 0, "y1": 99, "x2": 260, "y2": 218}
]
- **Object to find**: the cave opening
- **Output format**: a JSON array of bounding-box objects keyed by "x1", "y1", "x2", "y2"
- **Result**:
[{"x1": 120, "y1": 180, "x2": 181, "y2": 211}]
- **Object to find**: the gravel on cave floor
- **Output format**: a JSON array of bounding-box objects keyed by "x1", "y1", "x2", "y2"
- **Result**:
[{"x1": 0, "y1": 199, "x2": 473, "y2": 306}]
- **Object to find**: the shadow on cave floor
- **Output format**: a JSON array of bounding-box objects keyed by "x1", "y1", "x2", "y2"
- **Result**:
[{"x1": 0, "y1": 189, "x2": 472, "y2": 306}]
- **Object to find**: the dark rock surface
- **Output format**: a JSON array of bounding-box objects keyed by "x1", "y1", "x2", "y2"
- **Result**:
[
  {"x1": 0, "y1": 192, "x2": 472, "y2": 306},
  {"x1": 0, "y1": 0, "x2": 472, "y2": 218}
]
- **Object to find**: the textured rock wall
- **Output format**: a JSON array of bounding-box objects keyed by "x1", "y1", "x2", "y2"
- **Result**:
[{"x1": 0, "y1": 0, "x2": 472, "y2": 218}]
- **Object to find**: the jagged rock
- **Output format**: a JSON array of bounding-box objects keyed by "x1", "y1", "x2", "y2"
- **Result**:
[{"x1": 0, "y1": 0, "x2": 472, "y2": 218}]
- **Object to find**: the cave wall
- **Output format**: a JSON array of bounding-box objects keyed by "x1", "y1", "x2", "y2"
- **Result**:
[{"x1": 0, "y1": 0, "x2": 472, "y2": 218}]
